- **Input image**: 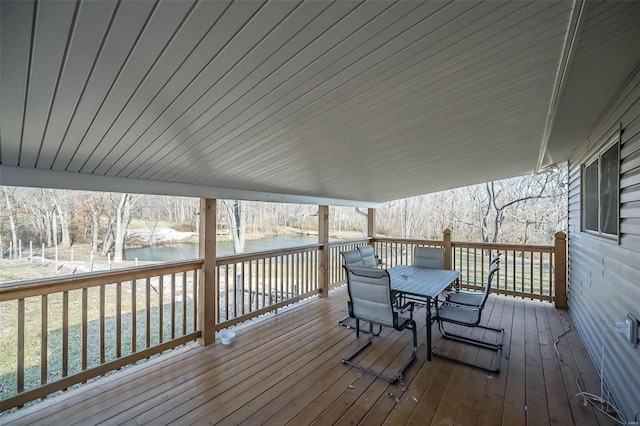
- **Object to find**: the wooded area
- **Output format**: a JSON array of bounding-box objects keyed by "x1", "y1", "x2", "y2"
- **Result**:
[{"x1": 0, "y1": 166, "x2": 567, "y2": 262}]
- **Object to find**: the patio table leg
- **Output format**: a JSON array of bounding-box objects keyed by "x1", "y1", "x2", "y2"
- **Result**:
[{"x1": 426, "y1": 296, "x2": 432, "y2": 361}]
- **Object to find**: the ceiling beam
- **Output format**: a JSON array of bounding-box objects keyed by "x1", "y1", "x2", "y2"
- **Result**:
[{"x1": 0, "y1": 166, "x2": 379, "y2": 208}]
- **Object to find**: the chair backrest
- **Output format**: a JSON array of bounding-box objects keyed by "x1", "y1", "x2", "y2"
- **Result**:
[
  {"x1": 341, "y1": 250, "x2": 363, "y2": 268},
  {"x1": 478, "y1": 262, "x2": 500, "y2": 309},
  {"x1": 358, "y1": 245, "x2": 377, "y2": 268},
  {"x1": 413, "y1": 246, "x2": 444, "y2": 269},
  {"x1": 344, "y1": 266, "x2": 395, "y2": 328}
]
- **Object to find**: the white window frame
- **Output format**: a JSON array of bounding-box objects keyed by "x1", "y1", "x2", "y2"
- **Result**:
[{"x1": 581, "y1": 130, "x2": 620, "y2": 240}]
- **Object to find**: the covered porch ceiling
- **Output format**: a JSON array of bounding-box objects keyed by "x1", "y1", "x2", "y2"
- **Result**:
[{"x1": 1, "y1": 0, "x2": 639, "y2": 207}]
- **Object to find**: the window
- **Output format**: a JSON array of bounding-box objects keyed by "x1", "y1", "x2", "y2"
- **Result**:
[{"x1": 582, "y1": 136, "x2": 619, "y2": 237}]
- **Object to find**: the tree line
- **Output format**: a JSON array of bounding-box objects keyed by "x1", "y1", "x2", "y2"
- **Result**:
[{"x1": 1, "y1": 166, "x2": 567, "y2": 262}]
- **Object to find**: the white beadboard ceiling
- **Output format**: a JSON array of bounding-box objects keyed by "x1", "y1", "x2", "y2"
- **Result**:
[{"x1": 1, "y1": 0, "x2": 639, "y2": 207}]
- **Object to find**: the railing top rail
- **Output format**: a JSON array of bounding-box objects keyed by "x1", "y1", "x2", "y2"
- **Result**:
[
  {"x1": 451, "y1": 241, "x2": 554, "y2": 251},
  {"x1": 372, "y1": 237, "x2": 444, "y2": 246},
  {"x1": 328, "y1": 238, "x2": 371, "y2": 247},
  {"x1": 0, "y1": 259, "x2": 204, "y2": 301},
  {"x1": 216, "y1": 244, "x2": 322, "y2": 264}
]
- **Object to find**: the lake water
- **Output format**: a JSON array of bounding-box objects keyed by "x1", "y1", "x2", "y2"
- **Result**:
[{"x1": 123, "y1": 235, "x2": 319, "y2": 262}]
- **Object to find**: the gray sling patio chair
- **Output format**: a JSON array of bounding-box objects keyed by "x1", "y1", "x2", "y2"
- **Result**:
[
  {"x1": 341, "y1": 266, "x2": 417, "y2": 383},
  {"x1": 357, "y1": 245, "x2": 383, "y2": 268},
  {"x1": 447, "y1": 254, "x2": 501, "y2": 306},
  {"x1": 407, "y1": 246, "x2": 451, "y2": 305},
  {"x1": 339, "y1": 250, "x2": 377, "y2": 333},
  {"x1": 432, "y1": 262, "x2": 503, "y2": 372},
  {"x1": 413, "y1": 246, "x2": 444, "y2": 269},
  {"x1": 342, "y1": 249, "x2": 364, "y2": 268}
]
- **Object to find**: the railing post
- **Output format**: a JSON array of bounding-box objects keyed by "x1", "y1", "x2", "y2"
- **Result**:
[
  {"x1": 198, "y1": 198, "x2": 217, "y2": 345},
  {"x1": 554, "y1": 231, "x2": 567, "y2": 309},
  {"x1": 443, "y1": 229, "x2": 452, "y2": 270},
  {"x1": 367, "y1": 208, "x2": 376, "y2": 240},
  {"x1": 318, "y1": 205, "x2": 329, "y2": 298}
]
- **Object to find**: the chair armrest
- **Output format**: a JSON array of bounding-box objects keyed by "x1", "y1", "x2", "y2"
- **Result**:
[{"x1": 398, "y1": 301, "x2": 415, "y2": 312}]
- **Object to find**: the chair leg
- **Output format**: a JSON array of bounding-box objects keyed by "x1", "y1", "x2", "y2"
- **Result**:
[
  {"x1": 432, "y1": 321, "x2": 504, "y2": 373},
  {"x1": 438, "y1": 322, "x2": 503, "y2": 350},
  {"x1": 339, "y1": 316, "x2": 382, "y2": 336},
  {"x1": 341, "y1": 321, "x2": 417, "y2": 384}
]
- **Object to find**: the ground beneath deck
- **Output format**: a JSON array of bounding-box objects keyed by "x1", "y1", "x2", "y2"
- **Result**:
[{"x1": 3, "y1": 287, "x2": 610, "y2": 425}]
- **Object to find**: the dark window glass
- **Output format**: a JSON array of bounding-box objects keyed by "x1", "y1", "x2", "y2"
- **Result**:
[
  {"x1": 600, "y1": 144, "x2": 619, "y2": 235},
  {"x1": 584, "y1": 161, "x2": 598, "y2": 232}
]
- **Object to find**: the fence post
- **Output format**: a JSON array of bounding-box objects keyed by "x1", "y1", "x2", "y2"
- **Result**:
[
  {"x1": 318, "y1": 205, "x2": 329, "y2": 298},
  {"x1": 199, "y1": 198, "x2": 217, "y2": 345},
  {"x1": 554, "y1": 231, "x2": 567, "y2": 309},
  {"x1": 443, "y1": 229, "x2": 452, "y2": 270}
]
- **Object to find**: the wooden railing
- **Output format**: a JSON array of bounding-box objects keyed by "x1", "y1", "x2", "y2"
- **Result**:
[
  {"x1": 0, "y1": 231, "x2": 567, "y2": 411},
  {"x1": 369, "y1": 233, "x2": 564, "y2": 304},
  {"x1": 215, "y1": 244, "x2": 321, "y2": 329},
  {"x1": 0, "y1": 260, "x2": 202, "y2": 411},
  {"x1": 452, "y1": 242, "x2": 554, "y2": 301}
]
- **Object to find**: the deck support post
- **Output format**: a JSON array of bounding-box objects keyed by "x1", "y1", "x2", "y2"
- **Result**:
[
  {"x1": 443, "y1": 229, "x2": 452, "y2": 270},
  {"x1": 367, "y1": 208, "x2": 376, "y2": 240},
  {"x1": 198, "y1": 198, "x2": 217, "y2": 345},
  {"x1": 318, "y1": 205, "x2": 329, "y2": 298},
  {"x1": 554, "y1": 231, "x2": 567, "y2": 309}
]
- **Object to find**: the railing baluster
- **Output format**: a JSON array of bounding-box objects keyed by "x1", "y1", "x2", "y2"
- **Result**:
[
  {"x1": 465, "y1": 247, "x2": 470, "y2": 286},
  {"x1": 17, "y1": 298, "x2": 25, "y2": 393},
  {"x1": 277, "y1": 255, "x2": 281, "y2": 304},
  {"x1": 171, "y1": 274, "x2": 176, "y2": 340},
  {"x1": 116, "y1": 283, "x2": 121, "y2": 358},
  {"x1": 225, "y1": 265, "x2": 229, "y2": 321},
  {"x1": 473, "y1": 248, "x2": 477, "y2": 285},
  {"x1": 539, "y1": 252, "x2": 543, "y2": 299},
  {"x1": 182, "y1": 271, "x2": 187, "y2": 336},
  {"x1": 549, "y1": 252, "x2": 554, "y2": 298},
  {"x1": 146, "y1": 277, "x2": 151, "y2": 349},
  {"x1": 306, "y1": 251, "x2": 310, "y2": 294},
  {"x1": 261, "y1": 259, "x2": 266, "y2": 309},
  {"x1": 132, "y1": 280, "x2": 137, "y2": 353},
  {"x1": 63, "y1": 291, "x2": 69, "y2": 377},
  {"x1": 511, "y1": 250, "x2": 515, "y2": 294},
  {"x1": 503, "y1": 251, "x2": 509, "y2": 293},
  {"x1": 193, "y1": 269, "x2": 198, "y2": 331},
  {"x1": 480, "y1": 250, "x2": 485, "y2": 286},
  {"x1": 82, "y1": 288, "x2": 88, "y2": 369},
  {"x1": 158, "y1": 277, "x2": 163, "y2": 344},
  {"x1": 41, "y1": 295, "x2": 48, "y2": 385},
  {"x1": 240, "y1": 262, "x2": 245, "y2": 316},
  {"x1": 269, "y1": 257, "x2": 274, "y2": 305},
  {"x1": 247, "y1": 260, "x2": 256, "y2": 312},
  {"x1": 523, "y1": 250, "x2": 527, "y2": 296},
  {"x1": 285, "y1": 256, "x2": 290, "y2": 300},
  {"x1": 100, "y1": 285, "x2": 105, "y2": 364}
]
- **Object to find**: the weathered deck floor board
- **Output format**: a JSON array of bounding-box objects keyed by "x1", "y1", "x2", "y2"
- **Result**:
[{"x1": 2, "y1": 287, "x2": 610, "y2": 425}]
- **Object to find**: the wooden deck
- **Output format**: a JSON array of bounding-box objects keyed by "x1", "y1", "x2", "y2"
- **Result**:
[{"x1": 2, "y1": 287, "x2": 611, "y2": 426}]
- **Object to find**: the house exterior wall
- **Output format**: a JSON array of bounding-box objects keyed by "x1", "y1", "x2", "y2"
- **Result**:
[{"x1": 567, "y1": 68, "x2": 640, "y2": 420}]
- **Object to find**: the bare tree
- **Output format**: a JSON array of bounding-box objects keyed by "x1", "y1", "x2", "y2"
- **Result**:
[
  {"x1": 2, "y1": 187, "x2": 18, "y2": 256},
  {"x1": 221, "y1": 200, "x2": 246, "y2": 253},
  {"x1": 50, "y1": 190, "x2": 71, "y2": 248},
  {"x1": 113, "y1": 193, "x2": 135, "y2": 263}
]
